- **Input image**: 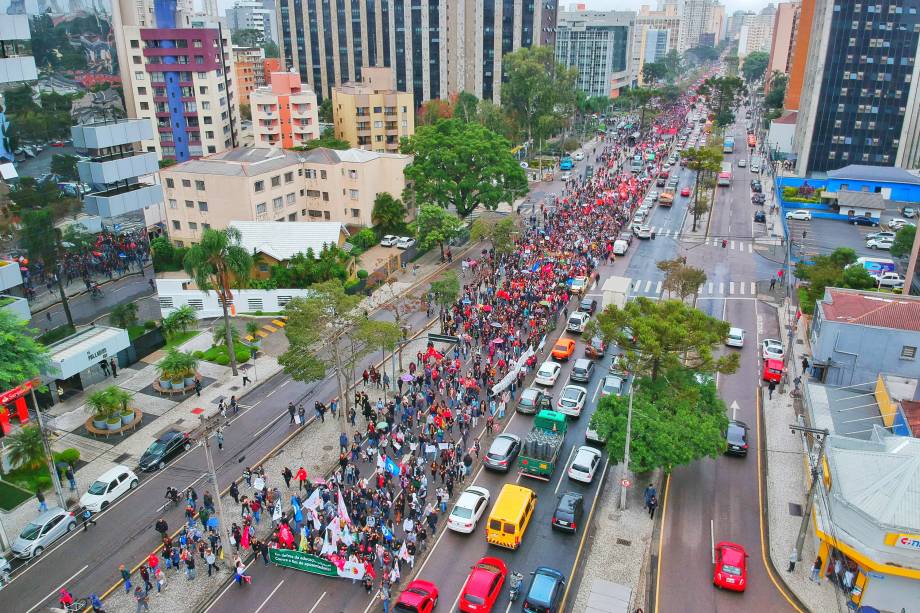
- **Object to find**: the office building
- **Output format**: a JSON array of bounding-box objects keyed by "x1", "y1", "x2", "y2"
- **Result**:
[
  {"x1": 738, "y1": 4, "x2": 777, "y2": 59},
  {"x1": 784, "y1": 0, "x2": 816, "y2": 111},
  {"x1": 726, "y1": 10, "x2": 754, "y2": 40},
  {"x1": 793, "y1": 0, "x2": 920, "y2": 175},
  {"x1": 251, "y1": 70, "x2": 320, "y2": 148},
  {"x1": 766, "y1": 2, "x2": 798, "y2": 83},
  {"x1": 632, "y1": 4, "x2": 680, "y2": 85},
  {"x1": 226, "y1": 0, "x2": 277, "y2": 43},
  {"x1": 677, "y1": 0, "x2": 722, "y2": 52},
  {"x1": 0, "y1": 14, "x2": 37, "y2": 85},
  {"x1": 709, "y1": 3, "x2": 725, "y2": 44},
  {"x1": 112, "y1": 0, "x2": 240, "y2": 162},
  {"x1": 276, "y1": 0, "x2": 558, "y2": 105},
  {"x1": 555, "y1": 10, "x2": 635, "y2": 98},
  {"x1": 233, "y1": 45, "x2": 265, "y2": 106},
  {"x1": 331, "y1": 67, "x2": 413, "y2": 153}
]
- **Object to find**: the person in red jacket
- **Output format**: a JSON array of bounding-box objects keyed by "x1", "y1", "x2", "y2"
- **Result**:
[{"x1": 295, "y1": 466, "x2": 308, "y2": 491}]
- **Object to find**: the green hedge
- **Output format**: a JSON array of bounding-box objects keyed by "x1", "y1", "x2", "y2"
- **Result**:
[{"x1": 201, "y1": 342, "x2": 251, "y2": 365}]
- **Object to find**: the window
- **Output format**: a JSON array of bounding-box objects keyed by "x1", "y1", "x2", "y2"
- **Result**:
[
  {"x1": 284, "y1": 171, "x2": 294, "y2": 183},
  {"x1": 140, "y1": 101, "x2": 149, "y2": 110},
  {"x1": 254, "y1": 180, "x2": 265, "y2": 192},
  {"x1": 172, "y1": 220, "x2": 181, "y2": 230},
  {"x1": 182, "y1": 179, "x2": 192, "y2": 188},
  {"x1": 349, "y1": 189, "x2": 359, "y2": 200},
  {"x1": 166, "y1": 178, "x2": 175, "y2": 188},
  {"x1": 286, "y1": 193, "x2": 296, "y2": 204},
  {"x1": 351, "y1": 208, "x2": 360, "y2": 218},
  {"x1": 902, "y1": 346, "x2": 917, "y2": 360},
  {"x1": 195, "y1": 180, "x2": 205, "y2": 190},
  {"x1": 322, "y1": 192, "x2": 329, "y2": 201},
  {"x1": 271, "y1": 175, "x2": 281, "y2": 187},
  {"x1": 198, "y1": 201, "x2": 208, "y2": 211},
  {"x1": 320, "y1": 170, "x2": 327, "y2": 179},
  {"x1": 189, "y1": 221, "x2": 198, "y2": 230},
  {"x1": 168, "y1": 199, "x2": 177, "y2": 209},
  {"x1": 199, "y1": 86, "x2": 208, "y2": 94},
  {"x1": 130, "y1": 39, "x2": 140, "y2": 48},
  {"x1": 273, "y1": 196, "x2": 283, "y2": 209},
  {"x1": 288, "y1": 213, "x2": 297, "y2": 221},
  {"x1": 256, "y1": 202, "x2": 267, "y2": 214},
  {"x1": 185, "y1": 200, "x2": 194, "y2": 208},
  {"x1": 202, "y1": 101, "x2": 211, "y2": 110}
]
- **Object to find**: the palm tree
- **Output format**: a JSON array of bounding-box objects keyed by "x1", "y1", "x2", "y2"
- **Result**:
[
  {"x1": 162, "y1": 305, "x2": 197, "y2": 339},
  {"x1": 183, "y1": 228, "x2": 252, "y2": 375},
  {"x1": 109, "y1": 302, "x2": 139, "y2": 329},
  {"x1": 7, "y1": 425, "x2": 46, "y2": 471}
]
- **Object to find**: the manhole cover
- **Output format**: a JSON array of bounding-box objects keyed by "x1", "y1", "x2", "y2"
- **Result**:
[
  {"x1": 616, "y1": 538, "x2": 632, "y2": 546},
  {"x1": 788, "y1": 502, "x2": 803, "y2": 517},
  {"x1": 323, "y1": 445, "x2": 333, "y2": 451},
  {"x1": 229, "y1": 386, "x2": 240, "y2": 391}
]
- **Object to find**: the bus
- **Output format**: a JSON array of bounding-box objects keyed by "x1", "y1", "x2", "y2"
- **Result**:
[
  {"x1": 849, "y1": 257, "x2": 896, "y2": 278},
  {"x1": 717, "y1": 161, "x2": 732, "y2": 186},
  {"x1": 723, "y1": 136, "x2": 735, "y2": 153},
  {"x1": 560, "y1": 155, "x2": 573, "y2": 171}
]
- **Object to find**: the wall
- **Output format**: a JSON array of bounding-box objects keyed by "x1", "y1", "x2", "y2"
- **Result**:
[
  {"x1": 156, "y1": 277, "x2": 311, "y2": 318},
  {"x1": 811, "y1": 320, "x2": 920, "y2": 387},
  {"x1": 825, "y1": 179, "x2": 920, "y2": 205},
  {"x1": 767, "y1": 120, "x2": 795, "y2": 154},
  {"x1": 860, "y1": 573, "x2": 920, "y2": 613}
]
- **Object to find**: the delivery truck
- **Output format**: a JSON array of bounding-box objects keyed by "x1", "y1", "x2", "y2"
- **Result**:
[
  {"x1": 519, "y1": 410, "x2": 568, "y2": 480},
  {"x1": 601, "y1": 275, "x2": 631, "y2": 310}
]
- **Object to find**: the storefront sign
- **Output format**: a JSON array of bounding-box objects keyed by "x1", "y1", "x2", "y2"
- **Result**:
[
  {"x1": 893, "y1": 534, "x2": 920, "y2": 551},
  {"x1": 48, "y1": 327, "x2": 130, "y2": 380},
  {"x1": 0, "y1": 378, "x2": 40, "y2": 404}
]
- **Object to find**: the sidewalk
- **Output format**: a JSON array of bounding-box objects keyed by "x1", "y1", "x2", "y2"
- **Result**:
[
  {"x1": 760, "y1": 300, "x2": 840, "y2": 613},
  {"x1": 25, "y1": 263, "x2": 153, "y2": 314}
]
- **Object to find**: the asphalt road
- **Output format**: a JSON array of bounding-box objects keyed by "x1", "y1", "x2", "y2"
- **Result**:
[
  {"x1": 3, "y1": 256, "x2": 453, "y2": 613},
  {"x1": 655, "y1": 110, "x2": 798, "y2": 612}
]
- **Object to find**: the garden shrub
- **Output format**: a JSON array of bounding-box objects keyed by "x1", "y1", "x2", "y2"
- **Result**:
[
  {"x1": 357, "y1": 269, "x2": 369, "y2": 279},
  {"x1": 144, "y1": 320, "x2": 158, "y2": 330},
  {"x1": 215, "y1": 354, "x2": 230, "y2": 366},
  {"x1": 53, "y1": 448, "x2": 81, "y2": 465}
]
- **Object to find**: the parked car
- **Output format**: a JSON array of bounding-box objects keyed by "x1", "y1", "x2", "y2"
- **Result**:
[
  {"x1": 534, "y1": 361, "x2": 563, "y2": 386},
  {"x1": 11, "y1": 508, "x2": 76, "y2": 559},
  {"x1": 750, "y1": 180, "x2": 762, "y2": 193},
  {"x1": 637, "y1": 226, "x2": 653, "y2": 239},
  {"x1": 483, "y1": 434, "x2": 521, "y2": 472},
  {"x1": 751, "y1": 193, "x2": 766, "y2": 205},
  {"x1": 459, "y1": 558, "x2": 506, "y2": 613},
  {"x1": 618, "y1": 230, "x2": 634, "y2": 244},
  {"x1": 754, "y1": 211, "x2": 766, "y2": 223},
  {"x1": 567, "y1": 446, "x2": 602, "y2": 483},
  {"x1": 866, "y1": 230, "x2": 896, "y2": 241},
  {"x1": 551, "y1": 492, "x2": 584, "y2": 533},
  {"x1": 786, "y1": 210, "x2": 812, "y2": 221},
  {"x1": 877, "y1": 272, "x2": 905, "y2": 289},
  {"x1": 396, "y1": 580, "x2": 440, "y2": 613},
  {"x1": 737, "y1": 159, "x2": 747, "y2": 167},
  {"x1": 726, "y1": 327, "x2": 745, "y2": 348},
  {"x1": 517, "y1": 388, "x2": 552, "y2": 415},
  {"x1": 850, "y1": 216, "x2": 879, "y2": 227},
  {"x1": 396, "y1": 236, "x2": 416, "y2": 249},
  {"x1": 447, "y1": 486, "x2": 490, "y2": 534},
  {"x1": 572, "y1": 151, "x2": 585, "y2": 161},
  {"x1": 556, "y1": 385, "x2": 588, "y2": 417},
  {"x1": 578, "y1": 297, "x2": 597, "y2": 314},
  {"x1": 761, "y1": 339, "x2": 784, "y2": 361},
  {"x1": 566, "y1": 311, "x2": 590, "y2": 334},
  {"x1": 888, "y1": 218, "x2": 914, "y2": 231},
  {"x1": 600, "y1": 374, "x2": 626, "y2": 398},
  {"x1": 569, "y1": 358, "x2": 595, "y2": 384},
  {"x1": 713, "y1": 542, "x2": 748, "y2": 592},
  {"x1": 725, "y1": 420, "x2": 749, "y2": 456},
  {"x1": 584, "y1": 336, "x2": 606, "y2": 360},
  {"x1": 80, "y1": 465, "x2": 139, "y2": 512},
  {"x1": 903, "y1": 207, "x2": 917, "y2": 218},
  {"x1": 139, "y1": 429, "x2": 191, "y2": 471},
  {"x1": 551, "y1": 339, "x2": 576, "y2": 361},
  {"x1": 523, "y1": 567, "x2": 566, "y2": 613},
  {"x1": 867, "y1": 237, "x2": 894, "y2": 250},
  {"x1": 380, "y1": 235, "x2": 398, "y2": 247}
]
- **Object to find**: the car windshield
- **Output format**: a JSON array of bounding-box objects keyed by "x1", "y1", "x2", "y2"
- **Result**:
[
  {"x1": 572, "y1": 463, "x2": 589, "y2": 473},
  {"x1": 563, "y1": 388, "x2": 581, "y2": 400},
  {"x1": 87, "y1": 480, "x2": 108, "y2": 495},
  {"x1": 553, "y1": 343, "x2": 567, "y2": 352},
  {"x1": 463, "y1": 593, "x2": 486, "y2": 605},
  {"x1": 451, "y1": 506, "x2": 472, "y2": 519},
  {"x1": 146, "y1": 441, "x2": 167, "y2": 455},
  {"x1": 20, "y1": 521, "x2": 42, "y2": 540},
  {"x1": 722, "y1": 563, "x2": 742, "y2": 576}
]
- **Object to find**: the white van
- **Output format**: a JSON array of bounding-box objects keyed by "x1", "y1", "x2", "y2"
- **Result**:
[
  {"x1": 613, "y1": 240, "x2": 628, "y2": 255},
  {"x1": 80, "y1": 465, "x2": 139, "y2": 512}
]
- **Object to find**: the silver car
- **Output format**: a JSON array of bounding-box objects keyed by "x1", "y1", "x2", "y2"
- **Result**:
[{"x1": 11, "y1": 507, "x2": 76, "y2": 559}]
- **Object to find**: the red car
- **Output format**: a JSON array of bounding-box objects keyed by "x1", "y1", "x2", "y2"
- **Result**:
[
  {"x1": 51, "y1": 140, "x2": 65, "y2": 147},
  {"x1": 681, "y1": 187, "x2": 691, "y2": 197},
  {"x1": 395, "y1": 579, "x2": 439, "y2": 613},
  {"x1": 459, "y1": 556, "x2": 507, "y2": 612},
  {"x1": 713, "y1": 542, "x2": 748, "y2": 592}
]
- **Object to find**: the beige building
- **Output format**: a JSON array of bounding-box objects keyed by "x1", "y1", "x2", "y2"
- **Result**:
[
  {"x1": 331, "y1": 67, "x2": 414, "y2": 154},
  {"x1": 766, "y1": 2, "x2": 798, "y2": 82},
  {"x1": 159, "y1": 146, "x2": 411, "y2": 244},
  {"x1": 251, "y1": 70, "x2": 320, "y2": 149},
  {"x1": 738, "y1": 5, "x2": 777, "y2": 59},
  {"x1": 632, "y1": 4, "x2": 681, "y2": 85}
]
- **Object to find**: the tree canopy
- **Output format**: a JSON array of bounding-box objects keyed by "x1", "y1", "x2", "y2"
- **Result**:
[
  {"x1": 469, "y1": 216, "x2": 518, "y2": 255},
  {"x1": 401, "y1": 119, "x2": 527, "y2": 218},
  {"x1": 890, "y1": 225, "x2": 916, "y2": 259},
  {"x1": 416, "y1": 204, "x2": 463, "y2": 258},
  {"x1": 795, "y1": 247, "x2": 877, "y2": 312},
  {"x1": 594, "y1": 297, "x2": 740, "y2": 381},
  {"x1": 699, "y1": 76, "x2": 744, "y2": 127},
  {"x1": 371, "y1": 192, "x2": 408, "y2": 235},
  {"x1": 741, "y1": 51, "x2": 770, "y2": 83},
  {"x1": 0, "y1": 308, "x2": 51, "y2": 390}
]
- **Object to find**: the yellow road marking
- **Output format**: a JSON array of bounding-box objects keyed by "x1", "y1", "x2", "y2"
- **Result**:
[
  {"x1": 263, "y1": 325, "x2": 277, "y2": 332},
  {"x1": 653, "y1": 472, "x2": 670, "y2": 613},
  {"x1": 271, "y1": 319, "x2": 285, "y2": 327},
  {"x1": 256, "y1": 330, "x2": 269, "y2": 338}
]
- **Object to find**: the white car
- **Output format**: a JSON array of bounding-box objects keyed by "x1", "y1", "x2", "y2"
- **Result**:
[
  {"x1": 761, "y1": 339, "x2": 784, "y2": 361},
  {"x1": 380, "y1": 235, "x2": 398, "y2": 247},
  {"x1": 80, "y1": 465, "x2": 139, "y2": 513},
  {"x1": 567, "y1": 311, "x2": 590, "y2": 333},
  {"x1": 903, "y1": 207, "x2": 917, "y2": 218},
  {"x1": 567, "y1": 446, "x2": 603, "y2": 483},
  {"x1": 866, "y1": 231, "x2": 896, "y2": 242},
  {"x1": 633, "y1": 211, "x2": 645, "y2": 224},
  {"x1": 888, "y1": 218, "x2": 910, "y2": 230},
  {"x1": 647, "y1": 191, "x2": 660, "y2": 201},
  {"x1": 560, "y1": 171, "x2": 572, "y2": 181},
  {"x1": 636, "y1": 226, "x2": 653, "y2": 239},
  {"x1": 446, "y1": 486, "x2": 490, "y2": 533},
  {"x1": 738, "y1": 159, "x2": 747, "y2": 167},
  {"x1": 726, "y1": 327, "x2": 745, "y2": 348},
  {"x1": 786, "y1": 210, "x2": 812, "y2": 221},
  {"x1": 556, "y1": 385, "x2": 588, "y2": 417},
  {"x1": 572, "y1": 151, "x2": 585, "y2": 161},
  {"x1": 867, "y1": 237, "x2": 894, "y2": 250},
  {"x1": 535, "y1": 361, "x2": 563, "y2": 386},
  {"x1": 396, "y1": 236, "x2": 416, "y2": 249},
  {"x1": 877, "y1": 272, "x2": 905, "y2": 289}
]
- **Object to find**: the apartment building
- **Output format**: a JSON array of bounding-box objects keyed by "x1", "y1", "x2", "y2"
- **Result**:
[
  {"x1": 738, "y1": 4, "x2": 777, "y2": 59},
  {"x1": 111, "y1": 0, "x2": 240, "y2": 162},
  {"x1": 632, "y1": 4, "x2": 680, "y2": 85},
  {"x1": 766, "y1": 2, "x2": 798, "y2": 83},
  {"x1": 251, "y1": 70, "x2": 320, "y2": 148},
  {"x1": 784, "y1": 0, "x2": 816, "y2": 111},
  {"x1": 0, "y1": 14, "x2": 37, "y2": 85},
  {"x1": 226, "y1": 0, "x2": 277, "y2": 43},
  {"x1": 792, "y1": 0, "x2": 920, "y2": 175},
  {"x1": 331, "y1": 67, "x2": 414, "y2": 153},
  {"x1": 555, "y1": 10, "x2": 635, "y2": 97},
  {"x1": 677, "y1": 0, "x2": 722, "y2": 52},
  {"x1": 233, "y1": 46, "x2": 264, "y2": 107},
  {"x1": 726, "y1": 10, "x2": 755, "y2": 40},
  {"x1": 276, "y1": 0, "x2": 559, "y2": 105}
]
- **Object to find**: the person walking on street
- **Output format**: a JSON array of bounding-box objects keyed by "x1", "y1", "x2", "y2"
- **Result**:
[
  {"x1": 295, "y1": 466, "x2": 308, "y2": 491},
  {"x1": 769, "y1": 277, "x2": 776, "y2": 291},
  {"x1": 133, "y1": 586, "x2": 149, "y2": 613},
  {"x1": 644, "y1": 483, "x2": 657, "y2": 513},
  {"x1": 378, "y1": 580, "x2": 392, "y2": 613},
  {"x1": 194, "y1": 378, "x2": 202, "y2": 397},
  {"x1": 229, "y1": 481, "x2": 239, "y2": 504},
  {"x1": 282, "y1": 466, "x2": 293, "y2": 489},
  {"x1": 120, "y1": 564, "x2": 133, "y2": 593},
  {"x1": 36, "y1": 488, "x2": 47, "y2": 512},
  {"x1": 810, "y1": 556, "x2": 823, "y2": 582},
  {"x1": 242, "y1": 373, "x2": 251, "y2": 386},
  {"x1": 110, "y1": 357, "x2": 118, "y2": 378},
  {"x1": 65, "y1": 465, "x2": 77, "y2": 492},
  {"x1": 768, "y1": 380, "x2": 776, "y2": 399},
  {"x1": 648, "y1": 495, "x2": 658, "y2": 519},
  {"x1": 288, "y1": 402, "x2": 296, "y2": 424},
  {"x1": 139, "y1": 565, "x2": 152, "y2": 592},
  {"x1": 216, "y1": 427, "x2": 224, "y2": 451},
  {"x1": 81, "y1": 506, "x2": 97, "y2": 531},
  {"x1": 155, "y1": 517, "x2": 168, "y2": 539}
]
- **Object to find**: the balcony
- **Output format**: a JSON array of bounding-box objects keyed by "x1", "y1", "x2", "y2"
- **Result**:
[
  {"x1": 258, "y1": 122, "x2": 280, "y2": 133},
  {"x1": 0, "y1": 294, "x2": 30, "y2": 322},
  {"x1": 71, "y1": 119, "x2": 155, "y2": 150},
  {"x1": 0, "y1": 55, "x2": 38, "y2": 84},
  {"x1": 83, "y1": 182, "x2": 164, "y2": 218},
  {"x1": 78, "y1": 151, "x2": 160, "y2": 186},
  {"x1": 0, "y1": 260, "x2": 24, "y2": 292}
]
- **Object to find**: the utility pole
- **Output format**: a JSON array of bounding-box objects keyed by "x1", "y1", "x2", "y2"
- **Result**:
[
  {"x1": 195, "y1": 412, "x2": 232, "y2": 553},
  {"x1": 790, "y1": 424, "x2": 829, "y2": 562},
  {"x1": 619, "y1": 384, "x2": 635, "y2": 510},
  {"x1": 30, "y1": 387, "x2": 67, "y2": 508}
]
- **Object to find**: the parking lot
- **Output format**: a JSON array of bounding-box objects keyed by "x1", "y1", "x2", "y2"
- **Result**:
[{"x1": 785, "y1": 215, "x2": 909, "y2": 260}]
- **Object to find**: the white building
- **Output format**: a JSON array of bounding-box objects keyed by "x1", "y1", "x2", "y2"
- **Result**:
[
  {"x1": 226, "y1": 0, "x2": 277, "y2": 43},
  {"x1": 737, "y1": 4, "x2": 777, "y2": 59},
  {"x1": 555, "y1": 10, "x2": 636, "y2": 98}
]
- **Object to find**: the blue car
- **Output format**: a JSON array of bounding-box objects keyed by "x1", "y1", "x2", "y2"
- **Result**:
[{"x1": 523, "y1": 567, "x2": 566, "y2": 613}]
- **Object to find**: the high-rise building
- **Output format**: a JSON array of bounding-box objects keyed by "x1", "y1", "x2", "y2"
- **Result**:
[
  {"x1": 784, "y1": 0, "x2": 816, "y2": 111},
  {"x1": 765, "y1": 2, "x2": 798, "y2": 91},
  {"x1": 331, "y1": 67, "x2": 414, "y2": 153},
  {"x1": 709, "y1": 3, "x2": 725, "y2": 44},
  {"x1": 632, "y1": 4, "x2": 680, "y2": 85},
  {"x1": 738, "y1": 4, "x2": 777, "y2": 59},
  {"x1": 792, "y1": 0, "x2": 920, "y2": 175},
  {"x1": 251, "y1": 70, "x2": 319, "y2": 148},
  {"x1": 112, "y1": 0, "x2": 240, "y2": 162},
  {"x1": 226, "y1": 0, "x2": 277, "y2": 43},
  {"x1": 555, "y1": 10, "x2": 635, "y2": 98},
  {"x1": 0, "y1": 14, "x2": 37, "y2": 167},
  {"x1": 726, "y1": 10, "x2": 754, "y2": 40},
  {"x1": 677, "y1": 0, "x2": 722, "y2": 52},
  {"x1": 276, "y1": 0, "x2": 559, "y2": 105},
  {"x1": 233, "y1": 45, "x2": 265, "y2": 106}
]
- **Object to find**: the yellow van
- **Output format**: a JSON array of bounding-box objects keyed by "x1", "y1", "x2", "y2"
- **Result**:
[{"x1": 486, "y1": 484, "x2": 537, "y2": 549}]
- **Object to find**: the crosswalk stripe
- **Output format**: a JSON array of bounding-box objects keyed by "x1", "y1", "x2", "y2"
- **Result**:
[
  {"x1": 708, "y1": 282, "x2": 714, "y2": 294},
  {"x1": 747, "y1": 243, "x2": 753, "y2": 254},
  {"x1": 729, "y1": 281, "x2": 735, "y2": 294},
  {"x1": 655, "y1": 280, "x2": 662, "y2": 294},
  {"x1": 750, "y1": 282, "x2": 756, "y2": 295},
  {"x1": 699, "y1": 284, "x2": 705, "y2": 295},
  {"x1": 730, "y1": 240, "x2": 736, "y2": 250},
  {"x1": 644, "y1": 280, "x2": 653, "y2": 292},
  {"x1": 719, "y1": 282, "x2": 725, "y2": 294},
  {"x1": 739, "y1": 282, "x2": 745, "y2": 295}
]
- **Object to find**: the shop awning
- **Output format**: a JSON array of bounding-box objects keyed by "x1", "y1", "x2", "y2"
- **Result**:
[{"x1": 45, "y1": 326, "x2": 130, "y2": 380}]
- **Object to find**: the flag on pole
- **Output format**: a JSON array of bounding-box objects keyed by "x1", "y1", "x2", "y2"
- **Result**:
[
  {"x1": 337, "y1": 489, "x2": 352, "y2": 525},
  {"x1": 384, "y1": 456, "x2": 401, "y2": 477},
  {"x1": 302, "y1": 488, "x2": 320, "y2": 512}
]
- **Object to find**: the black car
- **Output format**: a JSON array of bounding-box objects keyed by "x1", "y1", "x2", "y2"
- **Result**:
[
  {"x1": 483, "y1": 434, "x2": 521, "y2": 472},
  {"x1": 750, "y1": 180, "x2": 762, "y2": 193},
  {"x1": 656, "y1": 177, "x2": 666, "y2": 187},
  {"x1": 725, "y1": 420, "x2": 749, "y2": 457},
  {"x1": 578, "y1": 297, "x2": 597, "y2": 314},
  {"x1": 754, "y1": 211, "x2": 766, "y2": 223},
  {"x1": 517, "y1": 388, "x2": 552, "y2": 415},
  {"x1": 850, "y1": 216, "x2": 879, "y2": 227},
  {"x1": 551, "y1": 492, "x2": 584, "y2": 533},
  {"x1": 139, "y1": 429, "x2": 191, "y2": 471},
  {"x1": 751, "y1": 193, "x2": 766, "y2": 205}
]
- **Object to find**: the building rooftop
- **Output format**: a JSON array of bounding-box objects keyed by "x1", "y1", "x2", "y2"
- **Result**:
[
  {"x1": 819, "y1": 288, "x2": 920, "y2": 333},
  {"x1": 902, "y1": 400, "x2": 920, "y2": 436},
  {"x1": 163, "y1": 147, "x2": 304, "y2": 177},
  {"x1": 229, "y1": 220, "x2": 348, "y2": 262},
  {"x1": 300, "y1": 147, "x2": 408, "y2": 165},
  {"x1": 827, "y1": 164, "x2": 920, "y2": 186},
  {"x1": 805, "y1": 382, "x2": 883, "y2": 440},
  {"x1": 773, "y1": 110, "x2": 798, "y2": 125},
  {"x1": 836, "y1": 190, "x2": 887, "y2": 210}
]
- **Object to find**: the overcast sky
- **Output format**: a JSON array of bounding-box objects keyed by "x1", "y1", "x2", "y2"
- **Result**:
[{"x1": 579, "y1": 0, "x2": 772, "y2": 14}]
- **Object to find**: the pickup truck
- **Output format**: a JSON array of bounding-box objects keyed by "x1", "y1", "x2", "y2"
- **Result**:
[
  {"x1": 519, "y1": 410, "x2": 568, "y2": 480},
  {"x1": 659, "y1": 190, "x2": 675, "y2": 206}
]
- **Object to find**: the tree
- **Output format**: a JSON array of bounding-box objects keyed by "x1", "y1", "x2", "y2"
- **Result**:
[
  {"x1": 319, "y1": 98, "x2": 333, "y2": 123},
  {"x1": 50, "y1": 154, "x2": 79, "y2": 181},
  {"x1": 429, "y1": 271, "x2": 460, "y2": 328},
  {"x1": 699, "y1": 76, "x2": 744, "y2": 127},
  {"x1": 19, "y1": 209, "x2": 76, "y2": 327},
  {"x1": 416, "y1": 204, "x2": 462, "y2": 259},
  {"x1": 624, "y1": 87, "x2": 658, "y2": 133},
  {"x1": 0, "y1": 309, "x2": 51, "y2": 390},
  {"x1": 371, "y1": 192, "x2": 407, "y2": 235},
  {"x1": 279, "y1": 280, "x2": 364, "y2": 421},
  {"x1": 182, "y1": 228, "x2": 253, "y2": 376},
  {"x1": 109, "y1": 302, "x2": 139, "y2": 329},
  {"x1": 795, "y1": 247, "x2": 877, "y2": 312},
  {"x1": 657, "y1": 258, "x2": 708, "y2": 300},
  {"x1": 470, "y1": 216, "x2": 518, "y2": 255},
  {"x1": 231, "y1": 28, "x2": 262, "y2": 47},
  {"x1": 6, "y1": 425, "x2": 46, "y2": 471},
  {"x1": 594, "y1": 297, "x2": 740, "y2": 381},
  {"x1": 239, "y1": 104, "x2": 251, "y2": 121},
  {"x1": 291, "y1": 131, "x2": 350, "y2": 151},
  {"x1": 402, "y1": 119, "x2": 528, "y2": 218},
  {"x1": 475, "y1": 100, "x2": 514, "y2": 140},
  {"x1": 661, "y1": 49, "x2": 682, "y2": 81},
  {"x1": 262, "y1": 40, "x2": 280, "y2": 58},
  {"x1": 681, "y1": 147, "x2": 723, "y2": 231},
  {"x1": 642, "y1": 61, "x2": 668, "y2": 85},
  {"x1": 452, "y1": 91, "x2": 479, "y2": 123},
  {"x1": 417, "y1": 99, "x2": 453, "y2": 126},
  {"x1": 162, "y1": 305, "x2": 198, "y2": 338},
  {"x1": 591, "y1": 368, "x2": 728, "y2": 473},
  {"x1": 354, "y1": 319, "x2": 402, "y2": 365},
  {"x1": 764, "y1": 71, "x2": 788, "y2": 109},
  {"x1": 741, "y1": 51, "x2": 770, "y2": 83},
  {"x1": 890, "y1": 225, "x2": 916, "y2": 259},
  {"x1": 685, "y1": 46, "x2": 720, "y2": 63}
]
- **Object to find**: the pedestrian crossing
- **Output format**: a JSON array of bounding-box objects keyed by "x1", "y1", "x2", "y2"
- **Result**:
[
  {"x1": 638, "y1": 227, "x2": 756, "y2": 253},
  {"x1": 619, "y1": 277, "x2": 759, "y2": 299}
]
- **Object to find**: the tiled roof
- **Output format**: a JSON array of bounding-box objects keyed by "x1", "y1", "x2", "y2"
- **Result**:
[
  {"x1": 836, "y1": 190, "x2": 886, "y2": 210},
  {"x1": 773, "y1": 110, "x2": 798, "y2": 125},
  {"x1": 229, "y1": 220, "x2": 348, "y2": 262},
  {"x1": 301, "y1": 147, "x2": 409, "y2": 165},
  {"x1": 164, "y1": 147, "x2": 303, "y2": 177},
  {"x1": 901, "y1": 400, "x2": 920, "y2": 437},
  {"x1": 820, "y1": 288, "x2": 920, "y2": 332}
]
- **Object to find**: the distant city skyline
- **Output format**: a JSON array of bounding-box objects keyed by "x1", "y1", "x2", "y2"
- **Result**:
[{"x1": 580, "y1": 0, "x2": 772, "y2": 14}]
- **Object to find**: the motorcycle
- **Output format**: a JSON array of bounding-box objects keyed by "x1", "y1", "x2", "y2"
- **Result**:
[{"x1": 508, "y1": 571, "x2": 524, "y2": 602}]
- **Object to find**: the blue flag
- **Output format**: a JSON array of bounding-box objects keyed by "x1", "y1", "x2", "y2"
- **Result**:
[
  {"x1": 382, "y1": 524, "x2": 393, "y2": 542},
  {"x1": 384, "y1": 456, "x2": 401, "y2": 477}
]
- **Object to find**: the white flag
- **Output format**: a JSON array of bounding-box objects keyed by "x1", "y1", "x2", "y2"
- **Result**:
[
  {"x1": 337, "y1": 490, "x2": 352, "y2": 525},
  {"x1": 303, "y1": 487, "x2": 321, "y2": 512}
]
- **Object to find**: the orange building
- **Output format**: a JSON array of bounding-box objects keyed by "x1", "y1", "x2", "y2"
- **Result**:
[
  {"x1": 263, "y1": 58, "x2": 282, "y2": 76},
  {"x1": 233, "y1": 46, "x2": 265, "y2": 107},
  {"x1": 251, "y1": 71, "x2": 320, "y2": 148},
  {"x1": 784, "y1": 0, "x2": 815, "y2": 111}
]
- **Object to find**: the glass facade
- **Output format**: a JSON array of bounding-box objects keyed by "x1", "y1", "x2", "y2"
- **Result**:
[
  {"x1": 482, "y1": 0, "x2": 496, "y2": 101},
  {"x1": 428, "y1": 0, "x2": 440, "y2": 100},
  {"x1": 394, "y1": 0, "x2": 406, "y2": 91},
  {"x1": 556, "y1": 23, "x2": 630, "y2": 98},
  {"x1": 366, "y1": 0, "x2": 377, "y2": 68},
  {"x1": 808, "y1": 0, "x2": 920, "y2": 172},
  {"x1": 411, "y1": 0, "x2": 423, "y2": 102}
]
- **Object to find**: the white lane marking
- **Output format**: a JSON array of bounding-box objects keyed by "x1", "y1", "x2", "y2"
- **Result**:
[
  {"x1": 203, "y1": 559, "x2": 254, "y2": 613},
  {"x1": 729, "y1": 282, "x2": 735, "y2": 295},
  {"x1": 309, "y1": 592, "x2": 328, "y2": 613},
  {"x1": 751, "y1": 282, "x2": 756, "y2": 295},
  {"x1": 719, "y1": 282, "x2": 725, "y2": 295},
  {"x1": 555, "y1": 445, "x2": 578, "y2": 495},
  {"x1": 738, "y1": 282, "x2": 745, "y2": 296},
  {"x1": 25, "y1": 564, "x2": 88, "y2": 613},
  {"x1": 730, "y1": 240, "x2": 736, "y2": 250},
  {"x1": 748, "y1": 243, "x2": 753, "y2": 254},
  {"x1": 644, "y1": 280, "x2": 653, "y2": 293},
  {"x1": 711, "y1": 519, "x2": 716, "y2": 564},
  {"x1": 655, "y1": 280, "x2": 663, "y2": 295},
  {"x1": 254, "y1": 580, "x2": 285, "y2": 613},
  {"x1": 707, "y1": 282, "x2": 714, "y2": 294}
]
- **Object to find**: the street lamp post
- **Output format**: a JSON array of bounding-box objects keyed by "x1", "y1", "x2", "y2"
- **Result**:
[
  {"x1": 30, "y1": 388, "x2": 67, "y2": 508},
  {"x1": 618, "y1": 384, "x2": 635, "y2": 511}
]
